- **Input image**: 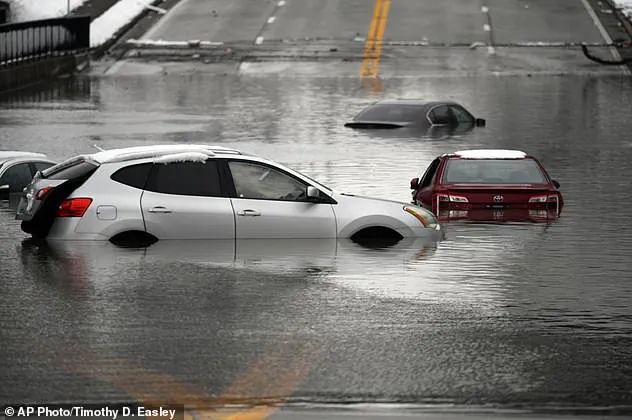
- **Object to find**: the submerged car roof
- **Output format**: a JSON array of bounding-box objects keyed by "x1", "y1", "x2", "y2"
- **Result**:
[
  {"x1": 445, "y1": 149, "x2": 529, "y2": 159},
  {"x1": 374, "y1": 99, "x2": 463, "y2": 107}
]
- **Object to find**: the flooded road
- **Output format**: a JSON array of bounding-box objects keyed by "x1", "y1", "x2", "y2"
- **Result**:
[{"x1": 1, "y1": 73, "x2": 632, "y2": 415}]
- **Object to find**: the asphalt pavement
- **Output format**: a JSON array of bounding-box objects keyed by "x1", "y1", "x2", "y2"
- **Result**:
[{"x1": 96, "y1": 0, "x2": 630, "y2": 76}]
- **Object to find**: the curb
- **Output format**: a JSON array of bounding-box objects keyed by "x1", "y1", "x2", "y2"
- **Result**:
[{"x1": 585, "y1": 0, "x2": 632, "y2": 71}]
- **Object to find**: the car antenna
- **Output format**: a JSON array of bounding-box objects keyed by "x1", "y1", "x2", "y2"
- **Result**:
[{"x1": 93, "y1": 144, "x2": 107, "y2": 152}]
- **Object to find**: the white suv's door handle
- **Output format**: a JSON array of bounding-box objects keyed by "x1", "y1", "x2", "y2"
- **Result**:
[
  {"x1": 148, "y1": 206, "x2": 172, "y2": 214},
  {"x1": 237, "y1": 209, "x2": 261, "y2": 217}
]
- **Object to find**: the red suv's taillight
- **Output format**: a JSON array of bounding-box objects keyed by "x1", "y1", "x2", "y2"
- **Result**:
[
  {"x1": 434, "y1": 193, "x2": 469, "y2": 203},
  {"x1": 56, "y1": 198, "x2": 93, "y2": 218},
  {"x1": 528, "y1": 194, "x2": 558, "y2": 204}
]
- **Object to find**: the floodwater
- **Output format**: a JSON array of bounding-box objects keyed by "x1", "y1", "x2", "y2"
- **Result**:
[{"x1": 1, "y1": 73, "x2": 632, "y2": 414}]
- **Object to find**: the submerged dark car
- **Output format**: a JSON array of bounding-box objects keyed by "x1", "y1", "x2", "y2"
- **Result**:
[{"x1": 344, "y1": 99, "x2": 486, "y2": 131}]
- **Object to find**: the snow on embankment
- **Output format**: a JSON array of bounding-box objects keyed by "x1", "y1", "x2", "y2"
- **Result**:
[
  {"x1": 615, "y1": 0, "x2": 632, "y2": 18},
  {"x1": 90, "y1": 0, "x2": 156, "y2": 47},
  {"x1": 7, "y1": 0, "x2": 87, "y2": 21},
  {"x1": 7, "y1": 0, "x2": 159, "y2": 48}
]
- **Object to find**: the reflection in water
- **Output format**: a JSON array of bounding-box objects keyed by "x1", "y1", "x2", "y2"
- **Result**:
[
  {"x1": 360, "y1": 76, "x2": 384, "y2": 95},
  {"x1": 1, "y1": 73, "x2": 632, "y2": 410}
]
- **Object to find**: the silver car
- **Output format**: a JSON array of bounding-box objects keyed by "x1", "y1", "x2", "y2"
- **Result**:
[
  {"x1": 0, "y1": 151, "x2": 56, "y2": 199},
  {"x1": 15, "y1": 145, "x2": 442, "y2": 244}
]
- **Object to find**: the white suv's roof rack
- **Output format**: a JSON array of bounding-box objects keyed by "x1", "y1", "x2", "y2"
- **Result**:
[{"x1": 90, "y1": 145, "x2": 242, "y2": 164}]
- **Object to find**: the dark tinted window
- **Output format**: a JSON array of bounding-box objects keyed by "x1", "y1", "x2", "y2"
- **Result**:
[
  {"x1": 145, "y1": 161, "x2": 222, "y2": 197},
  {"x1": 443, "y1": 159, "x2": 547, "y2": 184},
  {"x1": 111, "y1": 163, "x2": 153, "y2": 189},
  {"x1": 428, "y1": 105, "x2": 456, "y2": 125},
  {"x1": 44, "y1": 159, "x2": 99, "y2": 180},
  {"x1": 32, "y1": 162, "x2": 54, "y2": 175},
  {"x1": 355, "y1": 104, "x2": 423, "y2": 122},
  {"x1": 0, "y1": 163, "x2": 33, "y2": 192}
]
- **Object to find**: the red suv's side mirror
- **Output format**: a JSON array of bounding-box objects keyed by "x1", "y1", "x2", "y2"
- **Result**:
[{"x1": 410, "y1": 177, "x2": 419, "y2": 189}]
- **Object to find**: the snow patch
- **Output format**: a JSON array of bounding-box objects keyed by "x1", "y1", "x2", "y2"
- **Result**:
[
  {"x1": 6, "y1": 0, "x2": 87, "y2": 22},
  {"x1": 0, "y1": 151, "x2": 47, "y2": 160},
  {"x1": 614, "y1": 0, "x2": 632, "y2": 18},
  {"x1": 126, "y1": 39, "x2": 225, "y2": 48},
  {"x1": 154, "y1": 152, "x2": 210, "y2": 164},
  {"x1": 90, "y1": 0, "x2": 156, "y2": 47},
  {"x1": 454, "y1": 149, "x2": 527, "y2": 159}
]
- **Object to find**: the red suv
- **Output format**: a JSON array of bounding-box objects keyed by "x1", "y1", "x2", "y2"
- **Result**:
[{"x1": 410, "y1": 149, "x2": 564, "y2": 223}]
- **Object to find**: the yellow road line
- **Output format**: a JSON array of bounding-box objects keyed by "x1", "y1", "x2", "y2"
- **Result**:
[{"x1": 361, "y1": 0, "x2": 392, "y2": 78}]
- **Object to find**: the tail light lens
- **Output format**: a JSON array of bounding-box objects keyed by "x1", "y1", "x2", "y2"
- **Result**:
[
  {"x1": 529, "y1": 194, "x2": 558, "y2": 203},
  {"x1": 434, "y1": 194, "x2": 469, "y2": 203},
  {"x1": 35, "y1": 187, "x2": 53, "y2": 200},
  {"x1": 56, "y1": 198, "x2": 93, "y2": 218},
  {"x1": 448, "y1": 195, "x2": 468, "y2": 203}
]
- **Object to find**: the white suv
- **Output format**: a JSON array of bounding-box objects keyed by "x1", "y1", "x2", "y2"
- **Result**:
[{"x1": 16, "y1": 145, "x2": 442, "y2": 244}]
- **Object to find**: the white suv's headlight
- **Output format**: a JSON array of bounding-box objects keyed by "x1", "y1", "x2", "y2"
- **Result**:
[{"x1": 403, "y1": 206, "x2": 437, "y2": 228}]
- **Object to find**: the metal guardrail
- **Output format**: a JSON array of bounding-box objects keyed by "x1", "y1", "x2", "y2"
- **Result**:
[{"x1": 0, "y1": 16, "x2": 90, "y2": 67}]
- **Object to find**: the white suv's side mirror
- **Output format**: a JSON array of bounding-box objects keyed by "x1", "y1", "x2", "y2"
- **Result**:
[{"x1": 307, "y1": 186, "x2": 319, "y2": 198}]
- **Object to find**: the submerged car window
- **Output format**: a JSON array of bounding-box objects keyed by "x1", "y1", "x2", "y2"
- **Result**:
[
  {"x1": 228, "y1": 161, "x2": 308, "y2": 201},
  {"x1": 145, "y1": 161, "x2": 221, "y2": 197},
  {"x1": 44, "y1": 160, "x2": 99, "y2": 180},
  {"x1": 0, "y1": 163, "x2": 33, "y2": 192},
  {"x1": 428, "y1": 105, "x2": 455, "y2": 125},
  {"x1": 450, "y1": 105, "x2": 474, "y2": 124},
  {"x1": 111, "y1": 163, "x2": 153, "y2": 189},
  {"x1": 355, "y1": 104, "x2": 422, "y2": 122},
  {"x1": 443, "y1": 159, "x2": 547, "y2": 184}
]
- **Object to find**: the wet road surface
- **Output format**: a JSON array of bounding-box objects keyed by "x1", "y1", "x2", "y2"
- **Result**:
[
  {"x1": 2, "y1": 0, "x2": 632, "y2": 418},
  {"x1": 2, "y1": 73, "x2": 632, "y2": 417}
]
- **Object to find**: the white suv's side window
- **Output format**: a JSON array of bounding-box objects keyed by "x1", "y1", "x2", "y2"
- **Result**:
[{"x1": 228, "y1": 161, "x2": 308, "y2": 201}]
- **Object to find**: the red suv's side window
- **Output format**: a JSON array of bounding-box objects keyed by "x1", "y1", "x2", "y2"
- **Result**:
[{"x1": 419, "y1": 158, "x2": 441, "y2": 188}]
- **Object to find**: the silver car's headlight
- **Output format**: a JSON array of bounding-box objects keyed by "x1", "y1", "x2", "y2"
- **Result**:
[{"x1": 403, "y1": 206, "x2": 437, "y2": 228}]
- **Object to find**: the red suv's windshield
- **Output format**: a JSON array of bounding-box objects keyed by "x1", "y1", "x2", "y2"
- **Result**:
[{"x1": 443, "y1": 158, "x2": 547, "y2": 184}]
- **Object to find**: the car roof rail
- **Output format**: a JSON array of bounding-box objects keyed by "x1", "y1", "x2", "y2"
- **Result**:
[{"x1": 91, "y1": 145, "x2": 243, "y2": 164}]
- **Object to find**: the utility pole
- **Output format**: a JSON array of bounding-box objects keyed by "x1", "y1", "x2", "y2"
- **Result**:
[{"x1": 67, "y1": 0, "x2": 71, "y2": 14}]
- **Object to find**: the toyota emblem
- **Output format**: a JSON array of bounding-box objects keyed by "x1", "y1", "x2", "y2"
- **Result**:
[{"x1": 493, "y1": 195, "x2": 504, "y2": 202}]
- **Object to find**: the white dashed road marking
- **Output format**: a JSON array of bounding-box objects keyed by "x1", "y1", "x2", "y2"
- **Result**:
[
  {"x1": 267, "y1": 16, "x2": 276, "y2": 24},
  {"x1": 255, "y1": 36, "x2": 264, "y2": 45},
  {"x1": 278, "y1": 0, "x2": 286, "y2": 6}
]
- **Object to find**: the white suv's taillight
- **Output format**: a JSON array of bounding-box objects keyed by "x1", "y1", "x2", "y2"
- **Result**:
[{"x1": 56, "y1": 198, "x2": 93, "y2": 218}]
